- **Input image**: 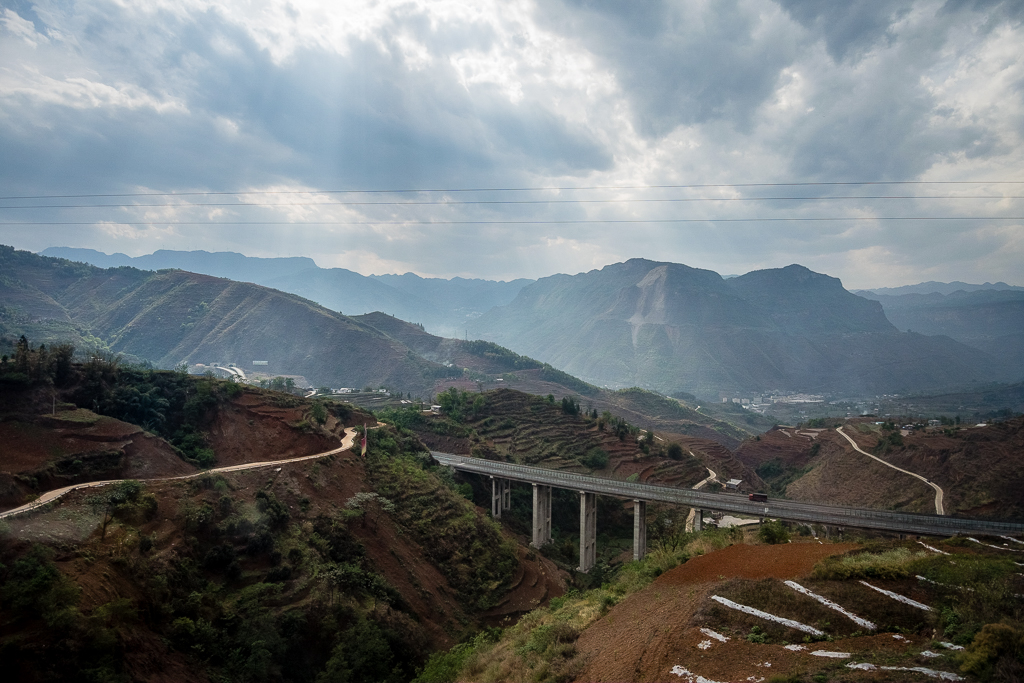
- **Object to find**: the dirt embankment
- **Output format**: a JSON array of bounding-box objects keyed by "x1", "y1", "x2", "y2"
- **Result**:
[
  {"x1": 4, "y1": 435, "x2": 564, "y2": 678},
  {"x1": 204, "y1": 392, "x2": 343, "y2": 467},
  {"x1": 572, "y1": 542, "x2": 860, "y2": 683},
  {"x1": 0, "y1": 410, "x2": 195, "y2": 509}
]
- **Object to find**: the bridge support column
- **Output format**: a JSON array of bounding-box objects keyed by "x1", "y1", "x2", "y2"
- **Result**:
[
  {"x1": 633, "y1": 500, "x2": 647, "y2": 561},
  {"x1": 579, "y1": 491, "x2": 597, "y2": 573},
  {"x1": 490, "y1": 477, "x2": 511, "y2": 519},
  {"x1": 694, "y1": 509, "x2": 703, "y2": 532},
  {"x1": 532, "y1": 484, "x2": 552, "y2": 548}
]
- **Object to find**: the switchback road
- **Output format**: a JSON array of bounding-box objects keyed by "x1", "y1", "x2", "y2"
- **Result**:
[{"x1": 836, "y1": 426, "x2": 945, "y2": 515}]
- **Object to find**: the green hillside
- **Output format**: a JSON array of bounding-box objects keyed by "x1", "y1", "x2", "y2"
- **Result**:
[{"x1": 0, "y1": 246, "x2": 446, "y2": 394}]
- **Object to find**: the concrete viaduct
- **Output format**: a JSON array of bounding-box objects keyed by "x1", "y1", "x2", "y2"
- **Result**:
[{"x1": 431, "y1": 451, "x2": 1024, "y2": 573}]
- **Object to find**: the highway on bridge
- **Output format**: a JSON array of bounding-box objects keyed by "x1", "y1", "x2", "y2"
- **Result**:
[{"x1": 431, "y1": 452, "x2": 1024, "y2": 538}]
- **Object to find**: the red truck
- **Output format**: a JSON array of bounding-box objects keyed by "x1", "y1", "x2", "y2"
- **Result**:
[{"x1": 749, "y1": 493, "x2": 768, "y2": 503}]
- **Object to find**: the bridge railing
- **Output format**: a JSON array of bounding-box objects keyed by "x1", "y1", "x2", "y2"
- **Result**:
[{"x1": 431, "y1": 452, "x2": 1024, "y2": 537}]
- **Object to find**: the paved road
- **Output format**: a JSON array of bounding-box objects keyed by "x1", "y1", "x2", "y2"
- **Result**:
[
  {"x1": 836, "y1": 426, "x2": 945, "y2": 515},
  {"x1": 0, "y1": 427, "x2": 361, "y2": 520},
  {"x1": 432, "y1": 452, "x2": 1024, "y2": 538}
]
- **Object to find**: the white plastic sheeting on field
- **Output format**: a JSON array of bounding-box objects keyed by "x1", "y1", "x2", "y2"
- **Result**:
[
  {"x1": 858, "y1": 581, "x2": 933, "y2": 611},
  {"x1": 968, "y1": 537, "x2": 1021, "y2": 552},
  {"x1": 699, "y1": 627, "x2": 729, "y2": 642},
  {"x1": 846, "y1": 662, "x2": 963, "y2": 680},
  {"x1": 917, "y1": 541, "x2": 949, "y2": 555},
  {"x1": 784, "y1": 580, "x2": 877, "y2": 630},
  {"x1": 709, "y1": 595, "x2": 824, "y2": 636}
]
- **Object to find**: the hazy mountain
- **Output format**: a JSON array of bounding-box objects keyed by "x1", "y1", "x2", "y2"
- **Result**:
[
  {"x1": 857, "y1": 289, "x2": 1024, "y2": 379},
  {"x1": 468, "y1": 259, "x2": 1006, "y2": 397},
  {"x1": 39, "y1": 247, "x2": 533, "y2": 337},
  {"x1": 371, "y1": 272, "x2": 533, "y2": 337},
  {"x1": 3, "y1": 246, "x2": 444, "y2": 393},
  {"x1": 859, "y1": 280, "x2": 1024, "y2": 296}
]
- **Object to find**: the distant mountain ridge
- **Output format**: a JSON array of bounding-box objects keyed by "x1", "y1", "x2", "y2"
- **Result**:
[
  {"x1": 2, "y1": 246, "x2": 445, "y2": 394},
  {"x1": 39, "y1": 247, "x2": 533, "y2": 337},
  {"x1": 468, "y1": 259, "x2": 1008, "y2": 396},
  {"x1": 858, "y1": 280, "x2": 1024, "y2": 296},
  {"x1": 857, "y1": 288, "x2": 1024, "y2": 380}
]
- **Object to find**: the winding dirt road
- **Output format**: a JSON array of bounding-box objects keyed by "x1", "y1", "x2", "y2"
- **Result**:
[
  {"x1": 0, "y1": 426, "x2": 363, "y2": 520},
  {"x1": 835, "y1": 426, "x2": 945, "y2": 515}
]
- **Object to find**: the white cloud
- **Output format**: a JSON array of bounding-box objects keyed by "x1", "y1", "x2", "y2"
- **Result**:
[
  {"x1": 1, "y1": 0, "x2": 1023, "y2": 287},
  {"x1": 2, "y1": 9, "x2": 47, "y2": 47}
]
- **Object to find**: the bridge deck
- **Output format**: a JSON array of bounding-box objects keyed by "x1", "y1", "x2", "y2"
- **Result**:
[{"x1": 432, "y1": 452, "x2": 1024, "y2": 538}]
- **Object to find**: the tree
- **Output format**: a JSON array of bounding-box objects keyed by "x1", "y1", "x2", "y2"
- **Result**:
[
  {"x1": 667, "y1": 443, "x2": 684, "y2": 460},
  {"x1": 758, "y1": 519, "x2": 790, "y2": 544},
  {"x1": 310, "y1": 401, "x2": 328, "y2": 426},
  {"x1": 87, "y1": 480, "x2": 144, "y2": 539},
  {"x1": 345, "y1": 492, "x2": 395, "y2": 529}
]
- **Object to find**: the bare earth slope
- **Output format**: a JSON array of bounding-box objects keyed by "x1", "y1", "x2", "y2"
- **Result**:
[{"x1": 735, "y1": 419, "x2": 1024, "y2": 520}]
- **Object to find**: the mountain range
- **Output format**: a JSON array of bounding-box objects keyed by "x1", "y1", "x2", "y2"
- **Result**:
[
  {"x1": 39, "y1": 247, "x2": 532, "y2": 338},
  {"x1": 467, "y1": 259, "x2": 1011, "y2": 396},
  {"x1": 855, "y1": 288, "x2": 1024, "y2": 380},
  {"x1": 15, "y1": 247, "x2": 1024, "y2": 400},
  {"x1": 1, "y1": 246, "x2": 445, "y2": 394}
]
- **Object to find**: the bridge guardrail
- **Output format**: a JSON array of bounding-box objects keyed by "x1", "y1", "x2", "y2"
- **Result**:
[{"x1": 432, "y1": 452, "x2": 1024, "y2": 537}]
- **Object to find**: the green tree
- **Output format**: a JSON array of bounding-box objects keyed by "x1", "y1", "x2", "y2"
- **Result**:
[
  {"x1": 758, "y1": 519, "x2": 790, "y2": 545},
  {"x1": 310, "y1": 401, "x2": 328, "y2": 426}
]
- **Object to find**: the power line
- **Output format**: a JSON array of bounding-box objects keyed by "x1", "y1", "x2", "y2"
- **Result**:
[
  {"x1": 1, "y1": 195, "x2": 1022, "y2": 209},
  {"x1": 3, "y1": 217, "x2": 1022, "y2": 226},
  {"x1": 2, "y1": 180, "x2": 1023, "y2": 201}
]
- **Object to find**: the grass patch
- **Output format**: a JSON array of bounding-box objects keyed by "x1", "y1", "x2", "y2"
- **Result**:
[{"x1": 811, "y1": 547, "x2": 930, "y2": 580}]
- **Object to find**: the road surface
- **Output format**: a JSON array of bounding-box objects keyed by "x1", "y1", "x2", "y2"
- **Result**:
[
  {"x1": 835, "y1": 426, "x2": 945, "y2": 515},
  {"x1": 0, "y1": 427, "x2": 362, "y2": 520}
]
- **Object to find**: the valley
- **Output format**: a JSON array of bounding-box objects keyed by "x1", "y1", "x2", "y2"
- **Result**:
[{"x1": 2, "y1": 246, "x2": 1023, "y2": 683}]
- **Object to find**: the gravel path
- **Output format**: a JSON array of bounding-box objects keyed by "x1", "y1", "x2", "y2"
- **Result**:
[{"x1": 0, "y1": 426, "x2": 361, "y2": 520}]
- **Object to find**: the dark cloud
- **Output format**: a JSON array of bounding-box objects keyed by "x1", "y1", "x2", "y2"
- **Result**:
[
  {"x1": 0, "y1": 0, "x2": 1022, "y2": 287},
  {"x1": 537, "y1": 0, "x2": 798, "y2": 136},
  {"x1": 777, "y1": 1, "x2": 914, "y2": 62}
]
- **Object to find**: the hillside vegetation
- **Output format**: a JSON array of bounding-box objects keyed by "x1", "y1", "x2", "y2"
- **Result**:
[
  {"x1": 0, "y1": 363, "x2": 541, "y2": 682},
  {"x1": 0, "y1": 245, "x2": 447, "y2": 395}
]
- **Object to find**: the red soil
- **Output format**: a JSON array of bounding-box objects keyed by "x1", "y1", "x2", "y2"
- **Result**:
[
  {"x1": 657, "y1": 541, "x2": 859, "y2": 585},
  {"x1": 574, "y1": 542, "x2": 861, "y2": 683}
]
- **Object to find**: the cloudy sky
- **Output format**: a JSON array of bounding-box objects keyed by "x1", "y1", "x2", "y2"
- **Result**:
[{"x1": 1, "y1": 0, "x2": 1023, "y2": 288}]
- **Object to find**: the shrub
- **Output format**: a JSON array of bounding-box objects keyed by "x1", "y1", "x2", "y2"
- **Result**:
[
  {"x1": 758, "y1": 520, "x2": 790, "y2": 545},
  {"x1": 960, "y1": 623, "x2": 1024, "y2": 680},
  {"x1": 667, "y1": 443, "x2": 684, "y2": 460},
  {"x1": 580, "y1": 448, "x2": 609, "y2": 470}
]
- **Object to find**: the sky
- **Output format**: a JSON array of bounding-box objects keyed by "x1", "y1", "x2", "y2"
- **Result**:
[{"x1": 1, "y1": 0, "x2": 1023, "y2": 288}]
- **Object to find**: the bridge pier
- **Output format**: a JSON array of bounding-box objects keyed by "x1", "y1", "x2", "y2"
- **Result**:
[
  {"x1": 579, "y1": 491, "x2": 597, "y2": 573},
  {"x1": 694, "y1": 508, "x2": 703, "y2": 532},
  {"x1": 633, "y1": 500, "x2": 647, "y2": 561},
  {"x1": 490, "y1": 477, "x2": 511, "y2": 518},
  {"x1": 532, "y1": 484, "x2": 552, "y2": 548}
]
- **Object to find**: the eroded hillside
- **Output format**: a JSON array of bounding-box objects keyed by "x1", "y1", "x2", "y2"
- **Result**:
[
  {"x1": 0, "y1": 367, "x2": 566, "y2": 681},
  {"x1": 735, "y1": 419, "x2": 1024, "y2": 520}
]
